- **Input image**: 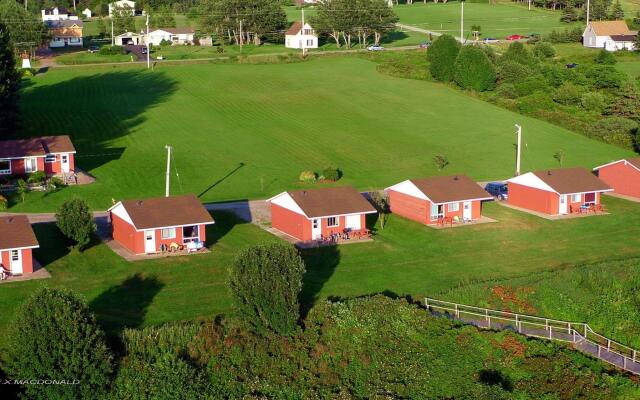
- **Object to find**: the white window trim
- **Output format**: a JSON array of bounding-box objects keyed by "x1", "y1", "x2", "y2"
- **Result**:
[
  {"x1": 447, "y1": 202, "x2": 460, "y2": 212},
  {"x1": 161, "y1": 228, "x2": 176, "y2": 239},
  {"x1": 45, "y1": 154, "x2": 56, "y2": 163},
  {"x1": 25, "y1": 157, "x2": 38, "y2": 173},
  {"x1": 10, "y1": 249, "x2": 19, "y2": 261},
  {"x1": 327, "y1": 216, "x2": 339, "y2": 227},
  {"x1": 571, "y1": 194, "x2": 581, "y2": 203},
  {"x1": 182, "y1": 225, "x2": 200, "y2": 244},
  {"x1": 0, "y1": 159, "x2": 11, "y2": 175}
]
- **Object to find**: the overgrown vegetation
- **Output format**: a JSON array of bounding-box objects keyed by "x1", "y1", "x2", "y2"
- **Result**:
[{"x1": 55, "y1": 198, "x2": 97, "y2": 250}]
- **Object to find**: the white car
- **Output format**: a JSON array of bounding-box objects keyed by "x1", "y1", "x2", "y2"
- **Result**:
[
  {"x1": 482, "y1": 38, "x2": 499, "y2": 44},
  {"x1": 367, "y1": 45, "x2": 385, "y2": 51}
]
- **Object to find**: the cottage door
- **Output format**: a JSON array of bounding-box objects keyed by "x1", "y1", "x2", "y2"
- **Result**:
[
  {"x1": 311, "y1": 219, "x2": 321, "y2": 240},
  {"x1": 10, "y1": 250, "x2": 23, "y2": 275},
  {"x1": 61, "y1": 154, "x2": 70, "y2": 173},
  {"x1": 559, "y1": 195, "x2": 568, "y2": 214},
  {"x1": 144, "y1": 230, "x2": 156, "y2": 253},
  {"x1": 463, "y1": 201, "x2": 472, "y2": 221}
]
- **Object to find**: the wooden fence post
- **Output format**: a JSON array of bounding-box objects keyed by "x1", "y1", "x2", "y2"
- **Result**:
[
  {"x1": 455, "y1": 303, "x2": 459, "y2": 318},
  {"x1": 634, "y1": 350, "x2": 637, "y2": 362}
]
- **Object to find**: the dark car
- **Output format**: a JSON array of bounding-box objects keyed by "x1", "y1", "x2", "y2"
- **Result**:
[
  {"x1": 87, "y1": 46, "x2": 100, "y2": 53},
  {"x1": 485, "y1": 182, "x2": 508, "y2": 200},
  {"x1": 141, "y1": 47, "x2": 148, "y2": 54},
  {"x1": 566, "y1": 63, "x2": 578, "y2": 69}
]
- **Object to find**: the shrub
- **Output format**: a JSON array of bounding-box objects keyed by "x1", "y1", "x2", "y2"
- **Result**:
[
  {"x1": 594, "y1": 48, "x2": 616, "y2": 65},
  {"x1": 552, "y1": 82, "x2": 585, "y2": 106},
  {"x1": 299, "y1": 170, "x2": 317, "y2": 183},
  {"x1": 560, "y1": 6, "x2": 579, "y2": 22},
  {"x1": 228, "y1": 243, "x2": 306, "y2": 336},
  {"x1": 517, "y1": 92, "x2": 555, "y2": 114},
  {"x1": 585, "y1": 65, "x2": 626, "y2": 89},
  {"x1": 589, "y1": 116, "x2": 638, "y2": 149},
  {"x1": 498, "y1": 61, "x2": 533, "y2": 84},
  {"x1": 27, "y1": 170, "x2": 46, "y2": 184},
  {"x1": 533, "y1": 41, "x2": 555, "y2": 59},
  {"x1": 4, "y1": 288, "x2": 112, "y2": 399},
  {"x1": 514, "y1": 75, "x2": 550, "y2": 97},
  {"x1": 16, "y1": 179, "x2": 27, "y2": 202},
  {"x1": 604, "y1": 84, "x2": 640, "y2": 122},
  {"x1": 540, "y1": 64, "x2": 566, "y2": 87},
  {"x1": 98, "y1": 45, "x2": 123, "y2": 55},
  {"x1": 321, "y1": 167, "x2": 341, "y2": 182},
  {"x1": 433, "y1": 154, "x2": 449, "y2": 170},
  {"x1": 500, "y1": 41, "x2": 534, "y2": 66},
  {"x1": 56, "y1": 198, "x2": 96, "y2": 249},
  {"x1": 0, "y1": 194, "x2": 7, "y2": 211},
  {"x1": 581, "y1": 91, "x2": 607, "y2": 112},
  {"x1": 21, "y1": 68, "x2": 35, "y2": 77},
  {"x1": 160, "y1": 38, "x2": 172, "y2": 46},
  {"x1": 453, "y1": 46, "x2": 496, "y2": 91},
  {"x1": 47, "y1": 176, "x2": 65, "y2": 191},
  {"x1": 495, "y1": 83, "x2": 519, "y2": 99},
  {"x1": 546, "y1": 27, "x2": 583, "y2": 43},
  {"x1": 427, "y1": 34, "x2": 460, "y2": 82}
]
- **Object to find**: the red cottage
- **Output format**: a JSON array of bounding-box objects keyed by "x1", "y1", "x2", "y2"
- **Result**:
[
  {"x1": 0, "y1": 215, "x2": 40, "y2": 276},
  {"x1": 593, "y1": 158, "x2": 640, "y2": 199},
  {"x1": 267, "y1": 187, "x2": 377, "y2": 242},
  {"x1": 507, "y1": 168, "x2": 612, "y2": 216},
  {"x1": 0, "y1": 136, "x2": 76, "y2": 178},
  {"x1": 108, "y1": 194, "x2": 215, "y2": 255},
  {"x1": 386, "y1": 175, "x2": 492, "y2": 225}
]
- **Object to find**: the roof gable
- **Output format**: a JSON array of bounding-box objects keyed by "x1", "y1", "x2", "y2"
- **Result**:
[
  {"x1": 275, "y1": 187, "x2": 376, "y2": 219},
  {"x1": 0, "y1": 216, "x2": 39, "y2": 250},
  {"x1": 114, "y1": 194, "x2": 214, "y2": 230},
  {"x1": 594, "y1": 158, "x2": 640, "y2": 172},
  {"x1": 589, "y1": 20, "x2": 631, "y2": 36},
  {"x1": 511, "y1": 168, "x2": 612, "y2": 194},
  {"x1": 405, "y1": 175, "x2": 492, "y2": 204}
]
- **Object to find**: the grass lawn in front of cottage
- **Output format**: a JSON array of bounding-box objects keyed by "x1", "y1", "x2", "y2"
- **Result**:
[
  {"x1": 12, "y1": 55, "x2": 632, "y2": 212},
  {"x1": 2, "y1": 197, "x2": 640, "y2": 344}
]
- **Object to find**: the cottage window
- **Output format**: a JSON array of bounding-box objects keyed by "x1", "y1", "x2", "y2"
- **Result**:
[
  {"x1": 45, "y1": 154, "x2": 56, "y2": 163},
  {"x1": 24, "y1": 157, "x2": 37, "y2": 173},
  {"x1": 10, "y1": 250, "x2": 19, "y2": 261},
  {"x1": 571, "y1": 194, "x2": 581, "y2": 203},
  {"x1": 161, "y1": 228, "x2": 176, "y2": 239},
  {"x1": 327, "y1": 217, "x2": 339, "y2": 227},
  {"x1": 306, "y1": 39, "x2": 313, "y2": 46},
  {"x1": 447, "y1": 202, "x2": 460, "y2": 212},
  {"x1": 0, "y1": 159, "x2": 10, "y2": 174},
  {"x1": 183, "y1": 225, "x2": 200, "y2": 243}
]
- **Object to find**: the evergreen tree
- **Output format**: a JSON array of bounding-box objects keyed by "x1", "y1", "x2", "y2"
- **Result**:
[
  {"x1": 427, "y1": 34, "x2": 460, "y2": 82},
  {"x1": 454, "y1": 46, "x2": 497, "y2": 91},
  {"x1": 560, "y1": 6, "x2": 579, "y2": 23},
  {"x1": 610, "y1": 0, "x2": 624, "y2": 20},
  {"x1": 590, "y1": 0, "x2": 608, "y2": 21},
  {"x1": 0, "y1": 22, "x2": 20, "y2": 137}
]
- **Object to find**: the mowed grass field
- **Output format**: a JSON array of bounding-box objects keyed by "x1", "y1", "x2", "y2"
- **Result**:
[
  {"x1": 394, "y1": 2, "x2": 583, "y2": 39},
  {"x1": 14, "y1": 55, "x2": 632, "y2": 212},
  {"x1": 1, "y1": 196, "x2": 640, "y2": 341}
]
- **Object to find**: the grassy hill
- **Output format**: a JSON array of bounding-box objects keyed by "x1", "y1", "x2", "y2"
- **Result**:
[{"x1": 14, "y1": 56, "x2": 631, "y2": 211}]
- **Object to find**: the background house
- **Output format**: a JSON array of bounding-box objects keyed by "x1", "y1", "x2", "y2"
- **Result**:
[
  {"x1": 41, "y1": 7, "x2": 78, "y2": 21},
  {"x1": 0, "y1": 136, "x2": 76, "y2": 178},
  {"x1": 594, "y1": 158, "x2": 640, "y2": 199},
  {"x1": 109, "y1": 0, "x2": 136, "y2": 17},
  {"x1": 144, "y1": 28, "x2": 195, "y2": 45},
  {"x1": 0, "y1": 216, "x2": 39, "y2": 276},
  {"x1": 81, "y1": 8, "x2": 92, "y2": 19},
  {"x1": 582, "y1": 20, "x2": 637, "y2": 51},
  {"x1": 114, "y1": 32, "x2": 143, "y2": 45},
  {"x1": 109, "y1": 195, "x2": 215, "y2": 255},
  {"x1": 47, "y1": 20, "x2": 84, "y2": 48},
  {"x1": 386, "y1": 175, "x2": 492, "y2": 225},
  {"x1": 507, "y1": 168, "x2": 612, "y2": 216},
  {"x1": 285, "y1": 21, "x2": 318, "y2": 49},
  {"x1": 268, "y1": 187, "x2": 376, "y2": 242}
]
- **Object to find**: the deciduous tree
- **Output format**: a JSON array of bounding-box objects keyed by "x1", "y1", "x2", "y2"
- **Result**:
[
  {"x1": 56, "y1": 198, "x2": 96, "y2": 250},
  {"x1": 0, "y1": 22, "x2": 20, "y2": 137}
]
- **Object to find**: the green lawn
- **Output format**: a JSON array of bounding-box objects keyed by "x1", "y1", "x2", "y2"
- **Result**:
[
  {"x1": 2, "y1": 197, "x2": 640, "y2": 343},
  {"x1": 13, "y1": 55, "x2": 631, "y2": 212},
  {"x1": 394, "y1": 2, "x2": 583, "y2": 39},
  {"x1": 55, "y1": 51, "x2": 136, "y2": 65}
]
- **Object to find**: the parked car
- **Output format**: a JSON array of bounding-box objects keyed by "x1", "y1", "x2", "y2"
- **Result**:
[
  {"x1": 367, "y1": 45, "x2": 385, "y2": 51},
  {"x1": 87, "y1": 46, "x2": 99, "y2": 53},
  {"x1": 482, "y1": 38, "x2": 499, "y2": 44},
  {"x1": 506, "y1": 34, "x2": 527, "y2": 41},
  {"x1": 141, "y1": 47, "x2": 148, "y2": 54},
  {"x1": 484, "y1": 182, "x2": 508, "y2": 200},
  {"x1": 419, "y1": 41, "x2": 432, "y2": 48}
]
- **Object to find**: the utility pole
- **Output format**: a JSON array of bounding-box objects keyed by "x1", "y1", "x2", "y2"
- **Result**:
[
  {"x1": 515, "y1": 124, "x2": 522, "y2": 176},
  {"x1": 165, "y1": 145, "x2": 172, "y2": 197},
  {"x1": 586, "y1": 0, "x2": 590, "y2": 25},
  {"x1": 460, "y1": 1, "x2": 464, "y2": 44},
  {"x1": 111, "y1": 19, "x2": 114, "y2": 46},
  {"x1": 528, "y1": 0, "x2": 531, "y2": 11},
  {"x1": 146, "y1": 13, "x2": 150, "y2": 69}
]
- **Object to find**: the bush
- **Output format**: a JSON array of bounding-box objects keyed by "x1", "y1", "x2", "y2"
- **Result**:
[
  {"x1": 98, "y1": 45, "x2": 123, "y2": 55},
  {"x1": 453, "y1": 46, "x2": 496, "y2": 91},
  {"x1": 47, "y1": 176, "x2": 65, "y2": 191},
  {"x1": 546, "y1": 27, "x2": 583, "y2": 43},
  {"x1": 160, "y1": 38, "x2": 172, "y2": 46},
  {"x1": 299, "y1": 170, "x2": 317, "y2": 183},
  {"x1": 495, "y1": 83, "x2": 519, "y2": 99},
  {"x1": 589, "y1": 116, "x2": 638, "y2": 149},
  {"x1": 321, "y1": 167, "x2": 341, "y2": 182},
  {"x1": 500, "y1": 41, "x2": 534, "y2": 66},
  {"x1": 4, "y1": 288, "x2": 112, "y2": 399},
  {"x1": 228, "y1": 243, "x2": 306, "y2": 336},
  {"x1": 427, "y1": 34, "x2": 460, "y2": 82},
  {"x1": 540, "y1": 64, "x2": 567, "y2": 87},
  {"x1": 594, "y1": 49, "x2": 616, "y2": 65},
  {"x1": 581, "y1": 92, "x2": 607, "y2": 112},
  {"x1": 16, "y1": 179, "x2": 27, "y2": 202},
  {"x1": 514, "y1": 75, "x2": 550, "y2": 97},
  {"x1": 533, "y1": 41, "x2": 555, "y2": 59},
  {"x1": 552, "y1": 82, "x2": 585, "y2": 106},
  {"x1": 21, "y1": 68, "x2": 35, "y2": 77},
  {"x1": 27, "y1": 171, "x2": 46, "y2": 184},
  {"x1": 498, "y1": 61, "x2": 533, "y2": 84},
  {"x1": 56, "y1": 198, "x2": 96, "y2": 249},
  {"x1": 604, "y1": 84, "x2": 640, "y2": 122},
  {"x1": 517, "y1": 92, "x2": 556, "y2": 114},
  {"x1": 585, "y1": 65, "x2": 626, "y2": 89},
  {"x1": 0, "y1": 194, "x2": 7, "y2": 211}
]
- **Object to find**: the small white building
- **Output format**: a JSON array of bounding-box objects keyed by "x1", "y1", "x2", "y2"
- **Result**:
[
  {"x1": 582, "y1": 20, "x2": 637, "y2": 51},
  {"x1": 41, "y1": 7, "x2": 78, "y2": 21},
  {"x1": 144, "y1": 28, "x2": 195, "y2": 46},
  {"x1": 82, "y1": 8, "x2": 92, "y2": 19},
  {"x1": 114, "y1": 31, "x2": 143, "y2": 46},
  {"x1": 109, "y1": 0, "x2": 136, "y2": 17},
  {"x1": 285, "y1": 21, "x2": 318, "y2": 50}
]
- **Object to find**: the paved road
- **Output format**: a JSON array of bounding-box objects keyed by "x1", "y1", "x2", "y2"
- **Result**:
[{"x1": 396, "y1": 23, "x2": 465, "y2": 44}]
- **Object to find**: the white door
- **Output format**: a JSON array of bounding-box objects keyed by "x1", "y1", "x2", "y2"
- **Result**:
[
  {"x1": 61, "y1": 154, "x2": 70, "y2": 173},
  {"x1": 345, "y1": 214, "x2": 361, "y2": 230},
  {"x1": 311, "y1": 219, "x2": 321, "y2": 240},
  {"x1": 144, "y1": 230, "x2": 156, "y2": 253},
  {"x1": 10, "y1": 250, "x2": 23, "y2": 275},
  {"x1": 463, "y1": 201, "x2": 472, "y2": 221},
  {"x1": 559, "y1": 195, "x2": 568, "y2": 214}
]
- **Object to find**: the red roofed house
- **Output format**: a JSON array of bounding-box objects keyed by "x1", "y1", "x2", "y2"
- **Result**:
[
  {"x1": 593, "y1": 158, "x2": 640, "y2": 199},
  {"x1": 0, "y1": 215, "x2": 40, "y2": 276},
  {"x1": 267, "y1": 187, "x2": 377, "y2": 242},
  {"x1": 385, "y1": 175, "x2": 493, "y2": 225},
  {"x1": 0, "y1": 136, "x2": 76, "y2": 178},
  {"x1": 108, "y1": 194, "x2": 215, "y2": 255},
  {"x1": 507, "y1": 168, "x2": 612, "y2": 216}
]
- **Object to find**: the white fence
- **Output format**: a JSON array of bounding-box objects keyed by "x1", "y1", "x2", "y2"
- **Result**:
[{"x1": 424, "y1": 297, "x2": 640, "y2": 375}]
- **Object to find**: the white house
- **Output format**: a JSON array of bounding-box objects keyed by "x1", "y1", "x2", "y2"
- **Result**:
[
  {"x1": 109, "y1": 0, "x2": 136, "y2": 17},
  {"x1": 47, "y1": 20, "x2": 83, "y2": 48},
  {"x1": 144, "y1": 28, "x2": 195, "y2": 46},
  {"x1": 582, "y1": 20, "x2": 637, "y2": 51},
  {"x1": 114, "y1": 31, "x2": 143, "y2": 46},
  {"x1": 41, "y1": 7, "x2": 78, "y2": 21},
  {"x1": 285, "y1": 21, "x2": 318, "y2": 50},
  {"x1": 82, "y1": 8, "x2": 92, "y2": 19}
]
